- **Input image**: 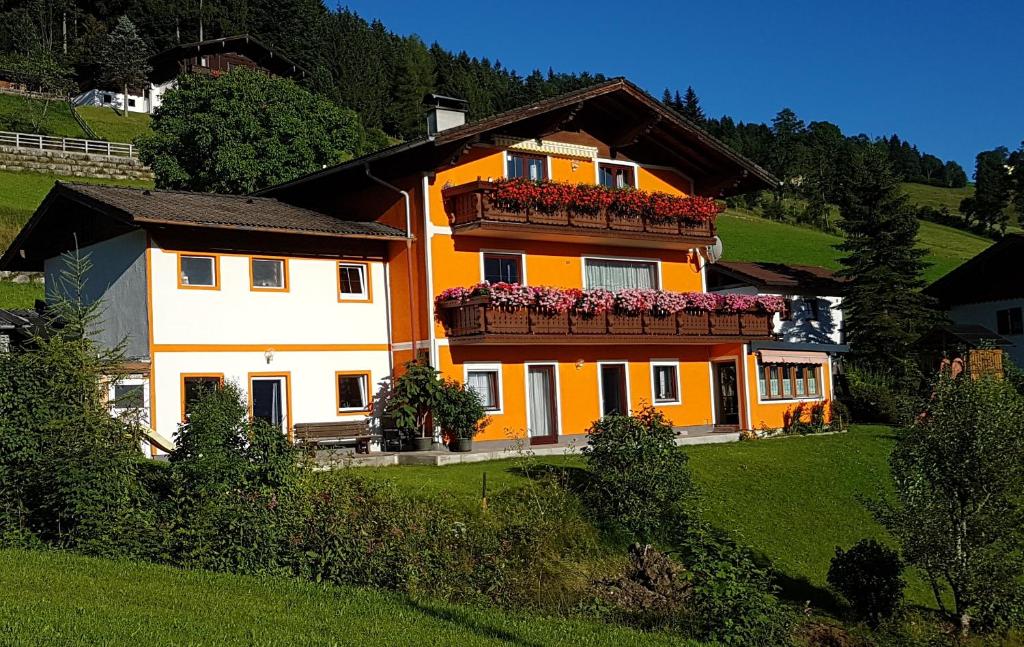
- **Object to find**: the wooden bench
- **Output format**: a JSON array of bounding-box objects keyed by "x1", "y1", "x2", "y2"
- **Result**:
[{"x1": 293, "y1": 420, "x2": 380, "y2": 454}]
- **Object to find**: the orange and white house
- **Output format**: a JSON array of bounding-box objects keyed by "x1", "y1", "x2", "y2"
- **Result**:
[{"x1": 2, "y1": 79, "x2": 837, "y2": 450}]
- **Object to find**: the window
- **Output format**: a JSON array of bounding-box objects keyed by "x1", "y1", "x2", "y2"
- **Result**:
[
  {"x1": 199, "y1": 56, "x2": 209, "y2": 67},
  {"x1": 598, "y1": 163, "x2": 635, "y2": 189},
  {"x1": 182, "y1": 375, "x2": 223, "y2": 419},
  {"x1": 338, "y1": 263, "x2": 369, "y2": 301},
  {"x1": 465, "y1": 363, "x2": 501, "y2": 412},
  {"x1": 337, "y1": 372, "x2": 370, "y2": 412},
  {"x1": 111, "y1": 383, "x2": 145, "y2": 410},
  {"x1": 179, "y1": 254, "x2": 217, "y2": 288},
  {"x1": 758, "y1": 364, "x2": 821, "y2": 401},
  {"x1": 507, "y1": 152, "x2": 546, "y2": 181},
  {"x1": 997, "y1": 307, "x2": 1023, "y2": 336},
  {"x1": 103, "y1": 94, "x2": 112, "y2": 104},
  {"x1": 127, "y1": 98, "x2": 136, "y2": 108},
  {"x1": 584, "y1": 257, "x2": 658, "y2": 290},
  {"x1": 482, "y1": 253, "x2": 523, "y2": 285},
  {"x1": 651, "y1": 362, "x2": 680, "y2": 405},
  {"x1": 251, "y1": 257, "x2": 287, "y2": 290}
]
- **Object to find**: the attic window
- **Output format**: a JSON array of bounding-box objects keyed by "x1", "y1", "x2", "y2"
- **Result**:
[{"x1": 179, "y1": 254, "x2": 218, "y2": 289}]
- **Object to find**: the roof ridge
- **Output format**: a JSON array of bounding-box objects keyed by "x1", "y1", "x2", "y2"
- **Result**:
[{"x1": 61, "y1": 182, "x2": 282, "y2": 203}]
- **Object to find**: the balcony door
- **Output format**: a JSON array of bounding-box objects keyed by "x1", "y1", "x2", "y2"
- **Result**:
[
  {"x1": 526, "y1": 364, "x2": 558, "y2": 445},
  {"x1": 713, "y1": 361, "x2": 740, "y2": 426},
  {"x1": 251, "y1": 375, "x2": 289, "y2": 435},
  {"x1": 599, "y1": 363, "x2": 629, "y2": 416}
]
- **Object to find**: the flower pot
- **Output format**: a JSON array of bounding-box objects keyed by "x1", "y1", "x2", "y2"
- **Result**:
[
  {"x1": 608, "y1": 312, "x2": 643, "y2": 335},
  {"x1": 484, "y1": 307, "x2": 529, "y2": 334},
  {"x1": 678, "y1": 309, "x2": 710, "y2": 335},
  {"x1": 529, "y1": 310, "x2": 570, "y2": 334},
  {"x1": 643, "y1": 312, "x2": 678, "y2": 335},
  {"x1": 709, "y1": 313, "x2": 741, "y2": 336},
  {"x1": 410, "y1": 436, "x2": 433, "y2": 452},
  {"x1": 569, "y1": 312, "x2": 608, "y2": 334},
  {"x1": 449, "y1": 437, "x2": 473, "y2": 452}
]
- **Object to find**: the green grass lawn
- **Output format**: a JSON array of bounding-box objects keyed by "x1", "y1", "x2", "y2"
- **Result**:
[
  {"x1": 0, "y1": 93, "x2": 86, "y2": 138},
  {"x1": 0, "y1": 548, "x2": 695, "y2": 647},
  {"x1": 900, "y1": 182, "x2": 974, "y2": 213},
  {"x1": 0, "y1": 280, "x2": 42, "y2": 308},
  {"x1": 76, "y1": 105, "x2": 152, "y2": 143},
  {"x1": 363, "y1": 426, "x2": 936, "y2": 611}
]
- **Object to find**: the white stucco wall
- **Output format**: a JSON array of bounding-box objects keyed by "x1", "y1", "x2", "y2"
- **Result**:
[
  {"x1": 712, "y1": 286, "x2": 844, "y2": 345},
  {"x1": 44, "y1": 230, "x2": 150, "y2": 359},
  {"x1": 73, "y1": 88, "x2": 150, "y2": 114},
  {"x1": 948, "y1": 298, "x2": 1024, "y2": 367}
]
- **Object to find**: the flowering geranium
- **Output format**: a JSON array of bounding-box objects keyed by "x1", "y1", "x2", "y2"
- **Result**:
[
  {"x1": 608, "y1": 188, "x2": 650, "y2": 220},
  {"x1": 488, "y1": 282, "x2": 533, "y2": 309},
  {"x1": 651, "y1": 290, "x2": 690, "y2": 315},
  {"x1": 572, "y1": 184, "x2": 615, "y2": 215},
  {"x1": 685, "y1": 292, "x2": 722, "y2": 312},
  {"x1": 436, "y1": 286, "x2": 473, "y2": 304},
  {"x1": 491, "y1": 178, "x2": 542, "y2": 212},
  {"x1": 755, "y1": 295, "x2": 786, "y2": 313},
  {"x1": 614, "y1": 288, "x2": 658, "y2": 315},
  {"x1": 719, "y1": 293, "x2": 758, "y2": 313},
  {"x1": 573, "y1": 288, "x2": 615, "y2": 315},
  {"x1": 531, "y1": 285, "x2": 577, "y2": 313}
]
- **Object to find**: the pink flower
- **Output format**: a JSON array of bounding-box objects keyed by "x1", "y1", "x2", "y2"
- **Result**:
[
  {"x1": 574, "y1": 289, "x2": 615, "y2": 315},
  {"x1": 531, "y1": 286, "x2": 576, "y2": 313},
  {"x1": 755, "y1": 295, "x2": 786, "y2": 313},
  {"x1": 684, "y1": 292, "x2": 721, "y2": 312},
  {"x1": 720, "y1": 293, "x2": 758, "y2": 313}
]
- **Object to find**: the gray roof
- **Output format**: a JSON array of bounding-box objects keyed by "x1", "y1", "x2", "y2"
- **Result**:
[{"x1": 0, "y1": 309, "x2": 41, "y2": 330}]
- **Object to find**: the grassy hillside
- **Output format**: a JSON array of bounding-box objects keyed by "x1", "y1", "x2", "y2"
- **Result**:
[
  {"x1": 901, "y1": 181, "x2": 974, "y2": 212},
  {"x1": 718, "y1": 209, "x2": 991, "y2": 282},
  {"x1": 0, "y1": 93, "x2": 87, "y2": 138},
  {"x1": 77, "y1": 106, "x2": 152, "y2": 143},
  {"x1": 0, "y1": 548, "x2": 692, "y2": 647}
]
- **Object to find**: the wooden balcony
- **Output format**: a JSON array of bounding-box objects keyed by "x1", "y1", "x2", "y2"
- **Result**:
[
  {"x1": 441, "y1": 181, "x2": 717, "y2": 249},
  {"x1": 437, "y1": 298, "x2": 775, "y2": 345}
]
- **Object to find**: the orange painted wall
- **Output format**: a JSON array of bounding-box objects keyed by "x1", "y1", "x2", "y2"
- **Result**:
[
  {"x1": 743, "y1": 352, "x2": 833, "y2": 430},
  {"x1": 439, "y1": 344, "x2": 717, "y2": 441},
  {"x1": 637, "y1": 166, "x2": 693, "y2": 195}
]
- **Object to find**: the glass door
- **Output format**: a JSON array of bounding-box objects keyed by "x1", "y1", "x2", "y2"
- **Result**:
[
  {"x1": 713, "y1": 362, "x2": 740, "y2": 426},
  {"x1": 600, "y1": 363, "x2": 628, "y2": 416},
  {"x1": 526, "y1": 365, "x2": 558, "y2": 445},
  {"x1": 251, "y1": 376, "x2": 288, "y2": 434}
]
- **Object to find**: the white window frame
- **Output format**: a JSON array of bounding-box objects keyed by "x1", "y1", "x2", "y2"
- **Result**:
[
  {"x1": 108, "y1": 378, "x2": 149, "y2": 416},
  {"x1": 179, "y1": 254, "x2": 217, "y2": 288},
  {"x1": 597, "y1": 360, "x2": 632, "y2": 417},
  {"x1": 523, "y1": 361, "x2": 563, "y2": 438},
  {"x1": 503, "y1": 150, "x2": 550, "y2": 181},
  {"x1": 581, "y1": 254, "x2": 662, "y2": 290},
  {"x1": 594, "y1": 158, "x2": 640, "y2": 189},
  {"x1": 650, "y1": 360, "x2": 682, "y2": 406},
  {"x1": 479, "y1": 249, "x2": 527, "y2": 285},
  {"x1": 336, "y1": 372, "x2": 370, "y2": 412},
  {"x1": 250, "y1": 257, "x2": 287, "y2": 290},
  {"x1": 338, "y1": 262, "x2": 368, "y2": 301},
  {"x1": 754, "y1": 361, "x2": 826, "y2": 405},
  {"x1": 464, "y1": 361, "x2": 503, "y2": 415}
]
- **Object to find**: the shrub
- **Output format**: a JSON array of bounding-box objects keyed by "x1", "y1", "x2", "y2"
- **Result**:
[
  {"x1": 842, "y1": 366, "x2": 914, "y2": 424},
  {"x1": 434, "y1": 379, "x2": 490, "y2": 440},
  {"x1": 827, "y1": 539, "x2": 905, "y2": 626},
  {"x1": 385, "y1": 361, "x2": 444, "y2": 437},
  {"x1": 582, "y1": 404, "x2": 694, "y2": 542}
]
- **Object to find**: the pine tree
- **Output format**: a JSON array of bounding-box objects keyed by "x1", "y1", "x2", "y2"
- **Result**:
[
  {"x1": 1006, "y1": 142, "x2": 1024, "y2": 223},
  {"x1": 661, "y1": 88, "x2": 673, "y2": 106},
  {"x1": 768, "y1": 108, "x2": 805, "y2": 187},
  {"x1": 681, "y1": 85, "x2": 705, "y2": 124},
  {"x1": 836, "y1": 143, "x2": 935, "y2": 374},
  {"x1": 967, "y1": 148, "x2": 1011, "y2": 234},
  {"x1": 99, "y1": 16, "x2": 150, "y2": 117}
]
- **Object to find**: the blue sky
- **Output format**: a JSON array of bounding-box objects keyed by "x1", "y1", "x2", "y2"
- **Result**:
[{"x1": 336, "y1": 0, "x2": 1022, "y2": 176}]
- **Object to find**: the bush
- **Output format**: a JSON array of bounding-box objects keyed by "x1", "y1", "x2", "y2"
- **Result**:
[
  {"x1": 841, "y1": 366, "x2": 915, "y2": 425},
  {"x1": 827, "y1": 539, "x2": 905, "y2": 626},
  {"x1": 434, "y1": 379, "x2": 490, "y2": 440},
  {"x1": 582, "y1": 405, "x2": 695, "y2": 541}
]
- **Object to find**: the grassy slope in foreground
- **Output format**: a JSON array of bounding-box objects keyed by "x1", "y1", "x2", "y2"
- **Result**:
[
  {"x1": 718, "y1": 209, "x2": 991, "y2": 282},
  {"x1": 76, "y1": 105, "x2": 152, "y2": 143},
  {"x1": 0, "y1": 549, "x2": 695, "y2": 647}
]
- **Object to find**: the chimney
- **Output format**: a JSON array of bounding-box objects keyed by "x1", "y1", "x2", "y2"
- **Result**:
[{"x1": 424, "y1": 94, "x2": 468, "y2": 136}]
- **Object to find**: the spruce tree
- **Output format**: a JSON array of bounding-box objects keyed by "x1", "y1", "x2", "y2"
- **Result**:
[
  {"x1": 681, "y1": 85, "x2": 705, "y2": 124},
  {"x1": 836, "y1": 142, "x2": 935, "y2": 374},
  {"x1": 99, "y1": 16, "x2": 150, "y2": 117},
  {"x1": 967, "y1": 148, "x2": 1011, "y2": 234}
]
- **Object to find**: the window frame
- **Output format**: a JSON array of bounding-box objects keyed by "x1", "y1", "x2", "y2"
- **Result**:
[
  {"x1": 177, "y1": 253, "x2": 220, "y2": 290},
  {"x1": 108, "y1": 379, "x2": 148, "y2": 414},
  {"x1": 997, "y1": 307, "x2": 1024, "y2": 336},
  {"x1": 180, "y1": 373, "x2": 225, "y2": 421},
  {"x1": 505, "y1": 151, "x2": 548, "y2": 181},
  {"x1": 337, "y1": 261, "x2": 371, "y2": 302},
  {"x1": 650, "y1": 360, "x2": 681, "y2": 406},
  {"x1": 247, "y1": 371, "x2": 292, "y2": 437},
  {"x1": 757, "y1": 363, "x2": 823, "y2": 402},
  {"x1": 335, "y1": 370, "x2": 372, "y2": 414},
  {"x1": 597, "y1": 162, "x2": 637, "y2": 189},
  {"x1": 582, "y1": 255, "x2": 662, "y2": 290},
  {"x1": 480, "y1": 250, "x2": 526, "y2": 285},
  {"x1": 464, "y1": 362, "x2": 503, "y2": 414},
  {"x1": 249, "y1": 256, "x2": 289, "y2": 292}
]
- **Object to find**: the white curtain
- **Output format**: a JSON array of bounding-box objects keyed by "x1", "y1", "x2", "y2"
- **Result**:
[
  {"x1": 467, "y1": 371, "x2": 494, "y2": 408},
  {"x1": 528, "y1": 368, "x2": 552, "y2": 438},
  {"x1": 585, "y1": 259, "x2": 656, "y2": 290},
  {"x1": 357, "y1": 375, "x2": 368, "y2": 408}
]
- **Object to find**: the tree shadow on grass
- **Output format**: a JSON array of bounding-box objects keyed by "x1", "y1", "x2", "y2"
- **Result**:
[{"x1": 402, "y1": 597, "x2": 547, "y2": 647}]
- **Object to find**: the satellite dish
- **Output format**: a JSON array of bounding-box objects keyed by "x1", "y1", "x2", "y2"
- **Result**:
[{"x1": 705, "y1": 236, "x2": 723, "y2": 264}]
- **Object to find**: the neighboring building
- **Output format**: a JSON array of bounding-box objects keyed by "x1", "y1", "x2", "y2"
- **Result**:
[
  {"x1": 0, "y1": 308, "x2": 42, "y2": 353},
  {"x1": 74, "y1": 34, "x2": 308, "y2": 115},
  {"x1": 5, "y1": 78, "x2": 840, "y2": 450},
  {"x1": 706, "y1": 261, "x2": 846, "y2": 345},
  {"x1": 925, "y1": 234, "x2": 1024, "y2": 367}
]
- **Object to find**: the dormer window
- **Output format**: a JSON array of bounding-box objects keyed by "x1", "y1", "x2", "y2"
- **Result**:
[
  {"x1": 598, "y1": 163, "x2": 635, "y2": 189},
  {"x1": 507, "y1": 152, "x2": 546, "y2": 181}
]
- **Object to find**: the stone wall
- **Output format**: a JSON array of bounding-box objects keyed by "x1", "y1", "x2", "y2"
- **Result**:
[{"x1": 0, "y1": 145, "x2": 154, "y2": 181}]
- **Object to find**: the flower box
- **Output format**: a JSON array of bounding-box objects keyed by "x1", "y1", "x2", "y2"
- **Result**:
[
  {"x1": 709, "y1": 313, "x2": 741, "y2": 336},
  {"x1": 678, "y1": 310, "x2": 710, "y2": 335},
  {"x1": 643, "y1": 312, "x2": 678, "y2": 335},
  {"x1": 529, "y1": 310, "x2": 570, "y2": 334},
  {"x1": 740, "y1": 312, "x2": 773, "y2": 337},
  {"x1": 644, "y1": 219, "x2": 680, "y2": 235},
  {"x1": 607, "y1": 212, "x2": 645, "y2": 231},
  {"x1": 569, "y1": 210, "x2": 606, "y2": 229},
  {"x1": 569, "y1": 312, "x2": 608, "y2": 334},
  {"x1": 528, "y1": 209, "x2": 571, "y2": 226},
  {"x1": 485, "y1": 307, "x2": 529, "y2": 334},
  {"x1": 481, "y1": 195, "x2": 528, "y2": 223},
  {"x1": 608, "y1": 312, "x2": 643, "y2": 334}
]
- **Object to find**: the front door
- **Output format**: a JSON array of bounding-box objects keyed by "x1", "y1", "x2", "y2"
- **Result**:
[
  {"x1": 713, "y1": 362, "x2": 740, "y2": 426},
  {"x1": 526, "y1": 365, "x2": 558, "y2": 445},
  {"x1": 251, "y1": 376, "x2": 288, "y2": 434},
  {"x1": 600, "y1": 363, "x2": 629, "y2": 416}
]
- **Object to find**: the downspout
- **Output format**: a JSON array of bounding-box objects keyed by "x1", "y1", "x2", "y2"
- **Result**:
[{"x1": 365, "y1": 165, "x2": 417, "y2": 368}]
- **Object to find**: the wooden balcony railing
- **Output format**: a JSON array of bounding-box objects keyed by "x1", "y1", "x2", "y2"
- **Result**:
[
  {"x1": 441, "y1": 181, "x2": 717, "y2": 245},
  {"x1": 437, "y1": 298, "x2": 775, "y2": 345}
]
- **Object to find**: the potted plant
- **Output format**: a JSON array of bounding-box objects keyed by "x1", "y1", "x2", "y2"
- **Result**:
[
  {"x1": 435, "y1": 379, "x2": 491, "y2": 452},
  {"x1": 385, "y1": 361, "x2": 444, "y2": 451}
]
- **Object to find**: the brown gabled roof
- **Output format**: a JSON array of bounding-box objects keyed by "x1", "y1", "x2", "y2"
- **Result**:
[
  {"x1": 0, "y1": 183, "x2": 408, "y2": 271},
  {"x1": 149, "y1": 34, "x2": 308, "y2": 80},
  {"x1": 708, "y1": 261, "x2": 847, "y2": 294},
  {"x1": 924, "y1": 234, "x2": 1020, "y2": 307},
  {"x1": 259, "y1": 78, "x2": 778, "y2": 208}
]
